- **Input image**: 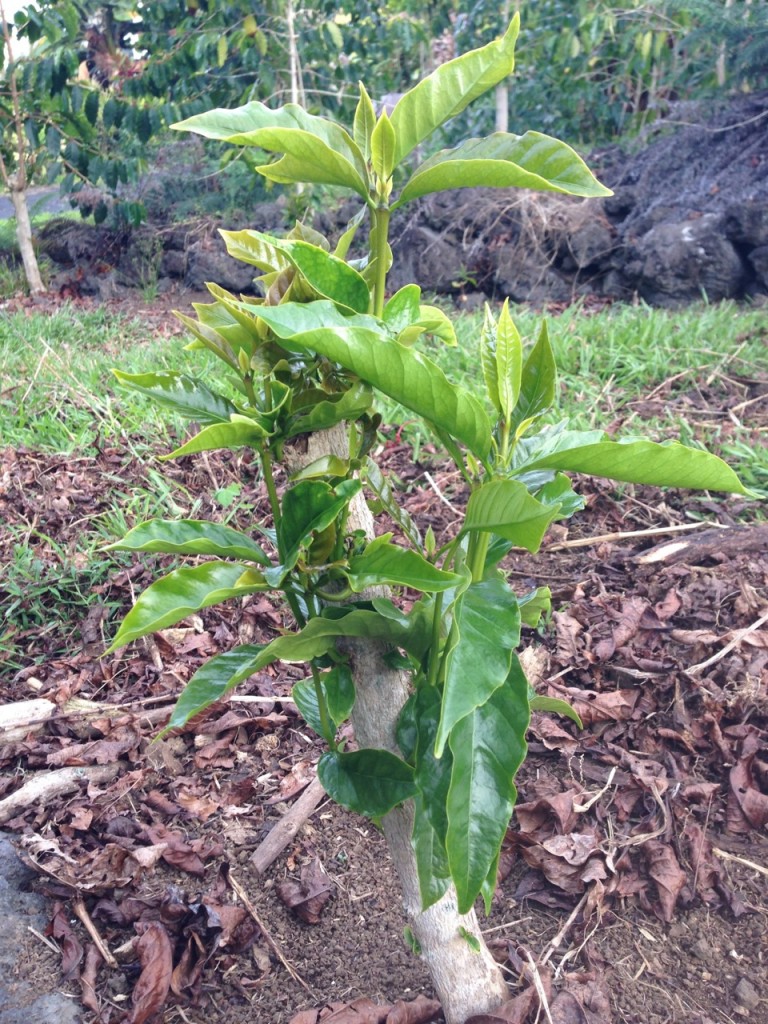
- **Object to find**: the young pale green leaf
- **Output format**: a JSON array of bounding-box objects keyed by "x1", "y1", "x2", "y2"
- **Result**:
[
  {"x1": 162, "y1": 414, "x2": 269, "y2": 459},
  {"x1": 494, "y1": 299, "x2": 522, "y2": 422},
  {"x1": 318, "y1": 749, "x2": 417, "y2": 817},
  {"x1": 446, "y1": 657, "x2": 529, "y2": 914},
  {"x1": 435, "y1": 578, "x2": 521, "y2": 756},
  {"x1": 397, "y1": 305, "x2": 458, "y2": 348},
  {"x1": 394, "y1": 131, "x2": 613, "y2": 209},
  {"x1": 254, "y1": 301, "x2": 492, "y2": 459},
  {"x1": 192, "y1": 299, "x2": 260, "y2": 359},
  {"x1": 390, "y1": 15, "x2": 520, "y2": 165},
  {"x1": 334, "y1": 206, "x2": 367, "y2": 261},
  {"x1": 286, "y1": 382, "x2": 373, "y2": 437},
  {"x1": 174, "y1": 101, "x2": 370, "y2": 200},
  {"x1": 463, "y1": 479, "x2": 560, "y2": 552},
  {"x1": 481, "y1": 305, "x2": 501, "y2": 416},
  {"x1": 106, "y1": 562, "x2": 269, "y2": 652},
  {"x1": 112, "y1": 371, "x2": 238, "y2": 425},
  {"x1": 264, "y1": 235, "x2": 370, "y2": 314},
  {"x1": 510, "y1": 321, "x2": 557, "y2": 434},
  {"x1": 517, "y1": 437, "x2": 748, "y2": 494},
  {"x1": 174, "y1": 310, "x2": 240, "y2": 367},
  {"x1": 517, "y1": 586, "x2": 552, "y2": 628},
  {"x1": 533, "y1": 473, "x2": 586, "y2": 520},
  {"x1": 290, "y1": 454, "x2": 350, "y2": 482},
  {"x1": 346, "y1": 540, "x2": 463, "y2": 593},
  {"x1": 164, "y1": 643, "x2": 268, "y2": 732},
  {"x1": 219, "y1": 229, "x2": 292, "y2": 274},
  {"x1": 383, "y1": 285, "x2": 422, "y2": 335},
  {"x1": 279, "y1": 479, "x2": 361, "y2": 570},
  {"x1": 107, "y1": 519, "x2": 270, "y2": 566},
  {"x1": 371, "y1": 111, "x2": 396, "y2": 182},
  {"x1": 529, "y1": 695, "x2": 583, "y2": 728},
  {"x1": 353, "y1": 82, "x2": 376, "y2": 163}
]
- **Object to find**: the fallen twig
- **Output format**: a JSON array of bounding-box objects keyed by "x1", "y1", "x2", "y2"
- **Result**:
[
  {"x1": 713, "y1": 848, "x2": 768, "y2": 878},
  {"x1": 250, "y1": 776, "x2": 327, "y2": 874},
  {"x1": 227, "y1": 870, "x2": 316, "y2": 997},
  {"x1": 686, "y1": 609, "x2": 768, "y2": 677},
  {"x1": 0, "y1": 764, "x2": 121, "y2": 824},
  {"x1": 543, "y1": 520, "x2": 716, "y2": 553},
  {"x1": 73, "y1": 897, "x2": 118, "y2": 969}
]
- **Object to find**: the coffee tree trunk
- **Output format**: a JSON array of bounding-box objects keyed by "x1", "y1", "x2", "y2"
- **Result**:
[
  {"x1": 10, "y1": 185, "x2": 46, "y2": 295},
  {"x1": 299, "y1": 425, "x2": 509, "y2": 1024}
]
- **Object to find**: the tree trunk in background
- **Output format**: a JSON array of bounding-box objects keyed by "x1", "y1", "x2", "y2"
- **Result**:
[
  {"x1": 10, "y1": 184, "x2": 45, "y2": 294},
  {"x1": 297, "y1": 425, "x2": 510, "y2": 1024}
]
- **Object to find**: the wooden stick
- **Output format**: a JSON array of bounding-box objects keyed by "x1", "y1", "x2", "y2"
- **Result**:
[
  {"x1": 713, "y1": 848, "x2": 768, "y2": 878},
  {"x1": 250, "y1": 776, "x2": 327, "y2": 875},
  {"x1": 0, "y1": 764, "x2": 121, "y2": 824},
  {"x1": 686, "y1": 609, "x2": 768, "y2": 676},
  {"x1": 73, "y1": 897, "x2": 118, "y2": 969},
  {"x1": 227, "y1": 871, "x2": 316, "y2": 997},
  {"x1": 542, "y1": 520, "x2": 716, "y2": 553}
]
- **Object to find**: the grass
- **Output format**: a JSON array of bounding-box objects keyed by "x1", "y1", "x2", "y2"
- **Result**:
[{"x1": 0, "y1": 297, "x2": 765, "y2": 671}]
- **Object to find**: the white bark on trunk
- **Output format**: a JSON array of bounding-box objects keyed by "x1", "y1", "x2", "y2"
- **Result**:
[
  {"x1": 10, "y1": 187, "x2": 45, "y2": 294},
  {"x1": 297, "y1": 426, "x2": 509, "y2": 1023}
]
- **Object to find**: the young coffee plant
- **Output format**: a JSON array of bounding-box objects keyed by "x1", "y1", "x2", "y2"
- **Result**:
[{"x1": 105, "y1": 16, "x2": 745, "y2": 1022}]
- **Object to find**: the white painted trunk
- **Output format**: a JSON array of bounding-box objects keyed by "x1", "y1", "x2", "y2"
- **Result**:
[
  {"x1": 298, "y1": 426, "x2": 509, "y2": 1023},
  {"x1": 10, "y1": 187, "x2": 45, "y2": 294}
]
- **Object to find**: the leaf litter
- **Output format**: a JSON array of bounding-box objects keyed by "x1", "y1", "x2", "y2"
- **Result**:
[{"x1": 1, "y1": 330, "x2": 767, "y2": 1024}]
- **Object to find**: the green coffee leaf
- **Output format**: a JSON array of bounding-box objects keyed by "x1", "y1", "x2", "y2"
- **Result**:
[
  {"x1": 278, "y1": 479, "x2": 361, "y2": 570},
  {"x1": 529, "y1": 695, "x2": 583, "y2": 728},
  {"x1": 412, "y1": 793, "x2": 451, "y2": 911},
  {"x1": 446, "y1": 657, "x2": 529, "y2": 914},
  {"x1": 463, "y1": 479, "x2": 560, "y2": 551},
  {"x1": 510, "y1": 320, "x2": 557, "y2": 434},
  {"x1": 107, "y1": 562, "x2": 268, "y2": 652},
  {"x1": 112, "y1": 370, "x2": 238, "y2": 425},
  {"x1": 353, "y1": 83, "x2": 376, "y2": 163},
  {"x1": 435, "y1": 578, "x2": 521, "y2": 756},
  {"x1": 346, "y1": 539, "x2": 462, "y2": 593},
  {"x1": 371, "y1": 111, "x2": 396, "y2": 181},
  {"x1": 107, "y1": 519, "x2": 270, "y2": 566},
  {"x1": 162, "y1": 414, "x2": 269, "y2": 459},
  {"x1": 165, "y1": 644, "x2": 268, "y2": 732},
  {"x1": 219, "y1": 229, "x2": 292, "y2": 273},
  {"x1": 395, "y1": 131, "x2": 613, "y2": 209},
  {"x1": 286, "y1": 382, "x2": 372, "y2": 437},
  {"x1": 390, "y1": 16, "x2": 520, "y2": 165},
  {"x1": 319, "y1": 748, "x2": 416, "y2": 817}
]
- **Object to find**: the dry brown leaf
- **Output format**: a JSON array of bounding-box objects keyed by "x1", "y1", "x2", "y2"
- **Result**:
[
  {"x1": 465, "y1": 986, "x2": 537, "y2": 1023},
  {"x1": 643, "y1": 840, "x2": 687, "y2": 922},
  {"x1": 79, "y1": 942, "x2": 102, "y2": 1013},
  {"x1": 729, "y1": 755, "x2": 768, "y2": 829},
  {"x1": 386, "y1": 994, "x2": 442, "y2": 1023},
  {"x1": 277, "y1": 856, "x2": 333, "y2": 924},
  {"x1": 143, "y1": 823, "x2": 206, "y2": 875},
  {"x1": 127, "y1": 921, "x2": 173, "y2": 1024},
  {"x1": 516, "y1": 791, "x2": 580, "y2": 835},
  {"x1": 47, "y1": 902, "x2": 83, "y2": 980}
]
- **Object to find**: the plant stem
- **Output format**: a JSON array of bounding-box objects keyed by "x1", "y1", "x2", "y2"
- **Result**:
[
  {"x1": 311, "y1": 661, "x2": 336, "y2": 747},
  {"x1": 468, "y1": 530, "x2": 490, "y2": 583},
  {"x1": 372, "y1": 205, "x2": 391, "y2": 319},
  {"x1": 426, "y1": 591, "x2": 444, "y2": 687}
]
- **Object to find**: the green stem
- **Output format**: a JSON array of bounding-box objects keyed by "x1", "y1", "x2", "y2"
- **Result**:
[
  {"x1": 311, "y1": 661, "x2": 336, "y2": 748},
  {"x1": 372, "y1": 205, "x2": 391, "y2": 319},
  {"x1": 426, "y1": 591, "x2": 444, "y2": 687},
  {"x1": 468, "y1": 530, "x2": 490, "y2": 583}
]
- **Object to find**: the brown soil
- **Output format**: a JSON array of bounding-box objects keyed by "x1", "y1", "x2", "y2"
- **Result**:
[{"x1": 0, "y1": 293, "x2": 766, "y2": 1024}]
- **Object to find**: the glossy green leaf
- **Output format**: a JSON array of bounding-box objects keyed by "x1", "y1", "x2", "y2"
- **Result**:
[
  {"x1": 481, "y1": 299, "x2": 521, "y2": 420},
  {"x1": 414, "y1": 686, "x2": 452, "y2": 843},
  {"x1": 253, "y1": 301, "x2": 492, "y2": 459},
  {"x1": 446, "y1": 657, "x2": 529, "y2": 914},
  {"x1": 290, "y1": 455, "x2": 350, "y2": 481},
  {"x1": 287, "y1": 382, "x2": 373, "y2": 437},
  {"x1": 529, "y1": 695, "x2": 583, "y2": 728},
  {"x1": 390, "y1": 16, "x2": 520, "y2": 165},
  {"x1": 395, "y1": 131, "x2": 612, "y2": 209},
  {"x1": 292, "y1": 677, "x2": 329, "y2": 740},
  {"x1": 347, "y1": 538, "x2": 462, "y2": 593},
  {"x1": 112, "y1": 370, "x2": 238, "y2": 425},
  {"x1": 163, "y1": 414, "x2": 269, "y2": 459},
  {"x1": 516, "y1": 435, "x2": 748, "y2": 494},
  {"x1": 174, "y1": 310, "x2": 239, "y2": 367},
  {"x1": 192, "y1": 298, "x2": 259, "y2": 359},
  {"x1": 174, "y1": 101, "x2": 369, "y2": 200},
  {"x1": 165, "y1": 643, "x2": 268, "y2": 732},
  {"x1": 371, "y1": 111, "x2": 396, "y2": 181},
  {"x1": 107, "y1": 518, "x2": 270, "y2": 566},
  {"x1": 324, "y1": 664, "x2": 356, "y2": 727},
  {"x1": 107, "y1": 562, "x2": 269, "y2": 652},
  {"x1": 353, "y1": 83, "x2": 376, "y2": 163},
  {"x1": 319, "y1": 748, "x2": 416, "y2": 817},
  {"x1": 279, "y1": 479, "x2": 361, "y2": 570},
  {"x1": 412, "y1": 793, "x2": 451, "y2": 911},
  {"x1": 383, "y1": 285, "x2": 422, "y2": 335},
  {"x1": 510, "y1": 320, "x2": 557, "y2": 434},
  {"x1": 463, "y1": 479, "x2": 560, "y2": 551},
  {"x1": 435, "y1": 578, "x2": 521, "y2": 756}
]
